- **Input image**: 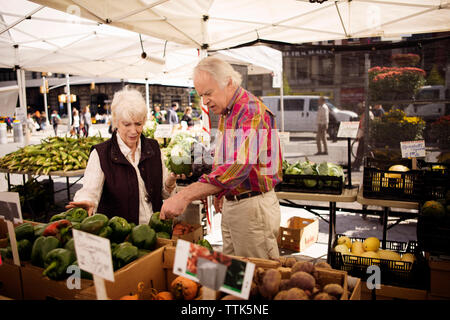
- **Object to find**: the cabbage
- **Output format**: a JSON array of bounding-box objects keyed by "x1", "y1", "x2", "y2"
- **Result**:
[
  {"x1": 285, "y1": 165, "x2": 302, "y2": 175},
  {"x1": 164, "y1": 132, "x2": 197, "y2": 175}
]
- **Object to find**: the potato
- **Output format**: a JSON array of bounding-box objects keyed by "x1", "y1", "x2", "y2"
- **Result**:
[
  {"x1": 254, "y1": 267, "x2": 266, "y2": 285},
  {"x1": 221, "y1": 294, "x2": 244, "y2": 300},
  {"x1": 289, "y1": 271, "x2": 316, "y2": 291},
  {"x1": 276, "y1": 267, "x2": 292, "y2": 279},
  {"x1": 279, "y1": 279, "x2": 291, "y2": 291},
  {"x1": 284, "y1": 287, "x2": 309, "y2": 300},
  {"x1": 314, "y1": 261, "x2": 332, "y2": 269},
  {"x1": 314, "y1": 292, "x2": 335, "y2": 300},
  {"x1": 273, "y1": 290, "x2": 288, "y2": 300},
  {"x1": 285, "y1": 257, "x2": 297, "y2": 268},
  {"x1": 323, "y1": 283, "x2": 344, "y2": 299},
  {"x1": 259, "y1": 268, "x2": 282, "y2": 299},
  {"x1": 291, "y1": 261, "x2": 315, "y2": 275}
]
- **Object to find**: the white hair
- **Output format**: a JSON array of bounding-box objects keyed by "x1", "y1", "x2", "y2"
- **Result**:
[
  {"x1": 193, "y1": 56, "x2": 242, "y2": 88},
  {"x1": 111, "y1": 86, "x2": 147, "y2": 129}
]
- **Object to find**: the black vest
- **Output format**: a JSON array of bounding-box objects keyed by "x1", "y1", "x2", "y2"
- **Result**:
[{"x1": 93, "y1": 131, "x2": 163, "y2": 224}]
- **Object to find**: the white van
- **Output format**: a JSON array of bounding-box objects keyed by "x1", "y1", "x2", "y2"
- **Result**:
[
  {"x1": 405, "y1": 85, "x2": 449, "y2": 121},
  {"x1": 260, "y1": 95, "x2": 358, "y2": 139}
]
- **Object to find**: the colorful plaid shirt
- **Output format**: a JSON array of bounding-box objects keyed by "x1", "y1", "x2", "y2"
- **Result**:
[{"x1": 199, "y1": 87, "x2": 283, "y2": 199}]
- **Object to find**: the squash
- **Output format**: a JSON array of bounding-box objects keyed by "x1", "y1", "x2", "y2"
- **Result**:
[
  {"x1": 170, "y1": 276, "x2": 199, "y2": 300},
  {"x1": 155, "y1": 291, "x2": 174, "y2": 300},
  {"x1": 119, "y1": 281, "x2": 145, "y2": 300}
]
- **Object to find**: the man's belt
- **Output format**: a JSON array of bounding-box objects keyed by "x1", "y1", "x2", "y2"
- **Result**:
[{"x1": 225, "y1": 191, "x2": 263, "y2": 202}]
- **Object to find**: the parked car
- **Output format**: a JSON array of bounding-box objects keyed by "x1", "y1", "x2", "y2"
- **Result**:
[
  {"x1": 260, "y1": 95, "x2": 358, "y2": 140},
  {"x1": 404, "y1": 85, "x2": 450, "y2": 122}
]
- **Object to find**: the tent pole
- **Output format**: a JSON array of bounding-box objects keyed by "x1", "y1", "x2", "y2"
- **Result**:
[
  {"x1": 43, "y1": 76, "x2": 49, "y2": 126},
  {"x1": 145, "y1": 78, "x2": 150, "y2": 119},
  {"x1": 66, "y1": 74, "x2": 72, "y2": 131},
  {"x1": 280, "y1": 71, "x2": 285, "y2": 133}
]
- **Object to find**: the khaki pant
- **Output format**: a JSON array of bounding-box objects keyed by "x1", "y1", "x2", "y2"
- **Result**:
[
  {"x1": 316, "y1": 124, "x2": 328, "y2": 153},
  {"x1": 221, "y1": 189, "x2": 280, "y2": 259}
]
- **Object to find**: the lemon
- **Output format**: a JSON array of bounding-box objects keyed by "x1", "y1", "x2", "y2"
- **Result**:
[
  {"x1": 351, "y1": 241, "x2": 365, "y2": 255},
  {"x1": 337, "y1": 236, "x2": 352, "y2": 249},
  {"x1": 378, "y1": 249, "x2": 401, "y2": 261},
  {"x1": 363, "y1": 237, "x2": 380, "y2": 252}
]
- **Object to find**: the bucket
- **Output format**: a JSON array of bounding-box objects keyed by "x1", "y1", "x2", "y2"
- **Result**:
[{"x1": 13, "y1": 121, "x2": 23, "y2": 143}]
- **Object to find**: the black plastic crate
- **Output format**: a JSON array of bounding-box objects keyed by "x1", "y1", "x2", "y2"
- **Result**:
[
  {"x1": 362, "y1": 158, "x2": 425, "y2": 202},
  {"x1": 417, "y1": 199, "x2": 450, "y2": 256},
  {"x1": 276, "y1": 174, "x2": 343, "y2": 194},
  {"x1": 420, "y1": 162, "x2": 449, "y2": 200},
  {"x1": 329, "y1": 234, "x2": 428, "y2": 289}
]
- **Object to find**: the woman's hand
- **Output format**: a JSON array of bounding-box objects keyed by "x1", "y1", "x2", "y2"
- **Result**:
[{"x1": 66, "y1": 200, "x2": 95, "y2": 216}]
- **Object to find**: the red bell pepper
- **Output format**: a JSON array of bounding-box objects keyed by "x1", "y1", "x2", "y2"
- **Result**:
[{"x1": 43, "y1": 219, "x2": 72, "y2": 244}]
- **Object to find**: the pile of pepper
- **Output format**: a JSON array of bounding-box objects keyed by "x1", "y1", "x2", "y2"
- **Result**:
[{"x1": 0, "y1": 209, "x2": 177, "y2": 281}]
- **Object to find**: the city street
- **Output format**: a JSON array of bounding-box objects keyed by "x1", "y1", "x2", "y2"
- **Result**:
[{"x1": 0, "y1": 124, "x2": 419, "y2": 260}]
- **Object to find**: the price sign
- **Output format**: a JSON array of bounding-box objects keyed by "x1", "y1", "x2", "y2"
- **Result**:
[
  {"x1": 72, "y1": 229, "x2": 114, "y2": 282},
  {"x1": 0, "y1": 192, "x2": 23, "y2": 224},
  {"x1": 154, "y1": 124, "x2": 173, "y2": 138},
  {"x1": 337, "y1": 121, "x2": 359, "y2": 139},
  {"x1": 173, "y1": 239, "x2": 255, "y2": 300},
  {"x1": 400, "y1": 140, "x2": 426, "y2": 158}
]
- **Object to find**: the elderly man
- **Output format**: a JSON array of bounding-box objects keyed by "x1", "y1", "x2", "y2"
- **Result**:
[{"x1": 160, "y1": 56, "x2": 283, "y2": 260}]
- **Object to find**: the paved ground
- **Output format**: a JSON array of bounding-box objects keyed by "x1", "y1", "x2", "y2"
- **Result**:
[{"x1": 0, "y1": 124, "x2": 421, "y2": 261}]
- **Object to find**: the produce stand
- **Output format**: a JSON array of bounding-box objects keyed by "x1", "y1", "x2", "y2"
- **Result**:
[
  {"x1": 276, "y1": 187, "x2": 359, "y2": 264},
  {"x1": 0, "y1": 168, "x2": 85, "y2": 203},
  {"x1": 356, "y1": 187, "x2": 419, "y2": 249}
]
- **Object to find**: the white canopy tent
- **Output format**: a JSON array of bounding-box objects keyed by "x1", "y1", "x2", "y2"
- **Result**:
[
  {"x1": 0, "y1": 0, "x2": 283, "y2": 133},
  {"x1": 31, "y1": 0, "x2": 450, "y2": 51}
]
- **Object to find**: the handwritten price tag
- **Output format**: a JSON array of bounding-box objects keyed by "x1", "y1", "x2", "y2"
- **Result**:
[
  {"x1": 0, "y1": 192, "x2": 23, "y2": 224},
  {"x1": 154, "y1": 124, "x2": 173, "y2": 138},
  {"x1": 400, "y1": 140, "x2": 426, "y2": 158},
  {"x1": 72, "y1": 229, "x2": 114, "y2": 282}
]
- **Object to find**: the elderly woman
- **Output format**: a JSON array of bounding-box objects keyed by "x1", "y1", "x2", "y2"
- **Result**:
[{"x1": 66, "y1": 87, "x2": 178, "y2": 225}]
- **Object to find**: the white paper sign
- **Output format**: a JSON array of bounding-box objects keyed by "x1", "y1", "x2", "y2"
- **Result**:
[
  {"x1": 0, "y1": 192, "x2": 23, "y2": 224},
  {"x1": 272, "y1": 71, "x2": 282, "y2": 88},
  {"x1": 337, "y1": 121, "x2": 360, "y2": 139},
  {"x1": 72, "y1": 229, "x2": 115, "y2": 282},
  {"x1": 173, "y1": 239, "x2": 255, "y2": 300},
  {"x1": 154, "y1": 124, "x2": 173, "y2": 138},
  {"x1": 400, "y1": 140, "x2": 426, "y2": 158}
]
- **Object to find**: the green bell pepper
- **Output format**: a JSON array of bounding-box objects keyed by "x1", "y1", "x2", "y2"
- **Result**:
[
  {"x1": 42, "y1": 248, "x2": 75, "y2": 280},
  {"x1": 112, "y1": 242, "x2": 138, "y2": 270},
  {"x1": 49, "y1": 212, "x2": 67, "y2": 222},
  {"x1": 108, "y1": 216, "x2": 132, "y2": 243},
  {"x1": 98, "y1": 225, "x2": 113, "y2": 239},
  {"x1": 138, "y1": 249, "x2": 151, "y2": 259},
  {"x1": 64, "y1": 238, "x2": 75, "y2": 254},
  {"x1": 80, "y1": 214, "x2": 108, "y2": 235},
  {"x1": 130, "y1": 224, "x2": 156, "y2": 250},
  {"x1": 156, "y1": 231, "x2": 171, "y2": 239},
  {"x1": 149, "y1": 211, "x2": 173, "y2": 236},
  {"x1": 15, "y1": 222, "x2": 35, "y2": 241},
  {"x1": 197, "y1": 239, "x2": 213, "y2": 252},
  {"x1": 17, "y1": 238, "x2": 32, "y2": 261},
  {"x1": 65, "y1": 208, "x2": 88, "y2": 223},
  {"x1": 31, "y1": 236, "x2": 60, "y2": 267},
  {"x1": 0, "y1": 247, "x2": 12, "y2": 260},
  {"x1": 33, "y1": 223, "x2": 48, "y2": 239}
]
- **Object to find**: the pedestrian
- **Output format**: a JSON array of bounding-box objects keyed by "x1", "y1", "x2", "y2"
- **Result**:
[
  {"x1": 50, "y1": 110, "x2": 61, "y2": 136},
  {"x1": 315, "y1": 96, "x2": 329, "y2": 155},
  {"x1": 72, "y1": 108, "x2": 80, "y2": 137},
  {"x1": 26, "y1": 113, "x2": 37, "y2": 134},
  {"x1": 372, "y1": 104, "x2": 385, "y2": 118},
  {"x1": 181, "y1": 106, "x2": 194, "y2": 127},
  {"x1": 65, "y1": 87, "x2": 181, "y2": 225},
  {"x1": 81, "y1": 106, "x2": 92, "y2": 137},
  {"x1": 353, "y1": 101, "x2": 374, "y2": 170},
  {"x1": 34, "y1": 110, "x2": 41, "y2": 131},
  {"x1": 160, "y1": 56, "x2": 283, "y2": 260},
  {"x1": 153, "y1": 106, "x2": 165, "y2": 124},
  {"x1": 167, "y1": 102, "x2": 179, "y2": 125}
]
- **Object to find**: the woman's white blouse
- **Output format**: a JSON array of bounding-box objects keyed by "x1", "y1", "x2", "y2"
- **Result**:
[{"x1": 73, "y1": 135, "x2": 175, "y2": 225}]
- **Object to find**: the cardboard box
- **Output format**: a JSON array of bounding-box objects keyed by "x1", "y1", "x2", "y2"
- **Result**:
[
  {"x1": 0, "y1": 261, "x2": 23, "y2": 300},
  {"x1": 171, "y1": 223, "x2": 203, "y2": 243},
  {"x1": 361, "y1": 282, "x2": 427, "y2": 300},
  {"x1": 349, "y1": 277, "x2": 361, "y2": 300},
  {"x1": 77, "y1": 245, "x2": 222, "y2": 300},
  {"x1": 277, "y1": 217, "x2": 319, "y2": 252},
  {"x1": 21, "y1": 238, "x2": 169, "y2": 300},
  {"x1": 429, "y1": 257, "x2": 450, "y2": 298}
]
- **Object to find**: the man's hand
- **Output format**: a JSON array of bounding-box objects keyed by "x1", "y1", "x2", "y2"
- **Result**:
[
  {"x1": 66, "y1": 200, "x2": 95, "y2": 216},
  {"x1": 160, "y1": 192, "x2": 190, "y2": 220},
  {"x1": 213, "y1": 196, "x2": 223, "y2": 213}
]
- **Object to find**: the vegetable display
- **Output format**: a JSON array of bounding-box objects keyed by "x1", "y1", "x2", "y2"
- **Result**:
[
  {"x1": 0, "y1": 135, "x2": 106, "y2": 174},
  {"x1": 163, "y1": 132, "x2": 196, "y2": 176}
]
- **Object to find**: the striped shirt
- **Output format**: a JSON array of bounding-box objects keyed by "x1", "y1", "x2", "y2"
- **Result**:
[{"x1": 199, "y1": 87, "x2": 283, "y2": 199}]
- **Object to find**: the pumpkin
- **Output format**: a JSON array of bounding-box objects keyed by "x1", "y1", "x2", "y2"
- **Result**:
[
  {"x1": 119, "y1": 281, "x2": 145, "y2": 300},
  {"x1": 170, "y1": 276, "x2": 199, "y2": 300},
  {"x1": 156, "y1": 291, "x2": 174, "y2": 300}
]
